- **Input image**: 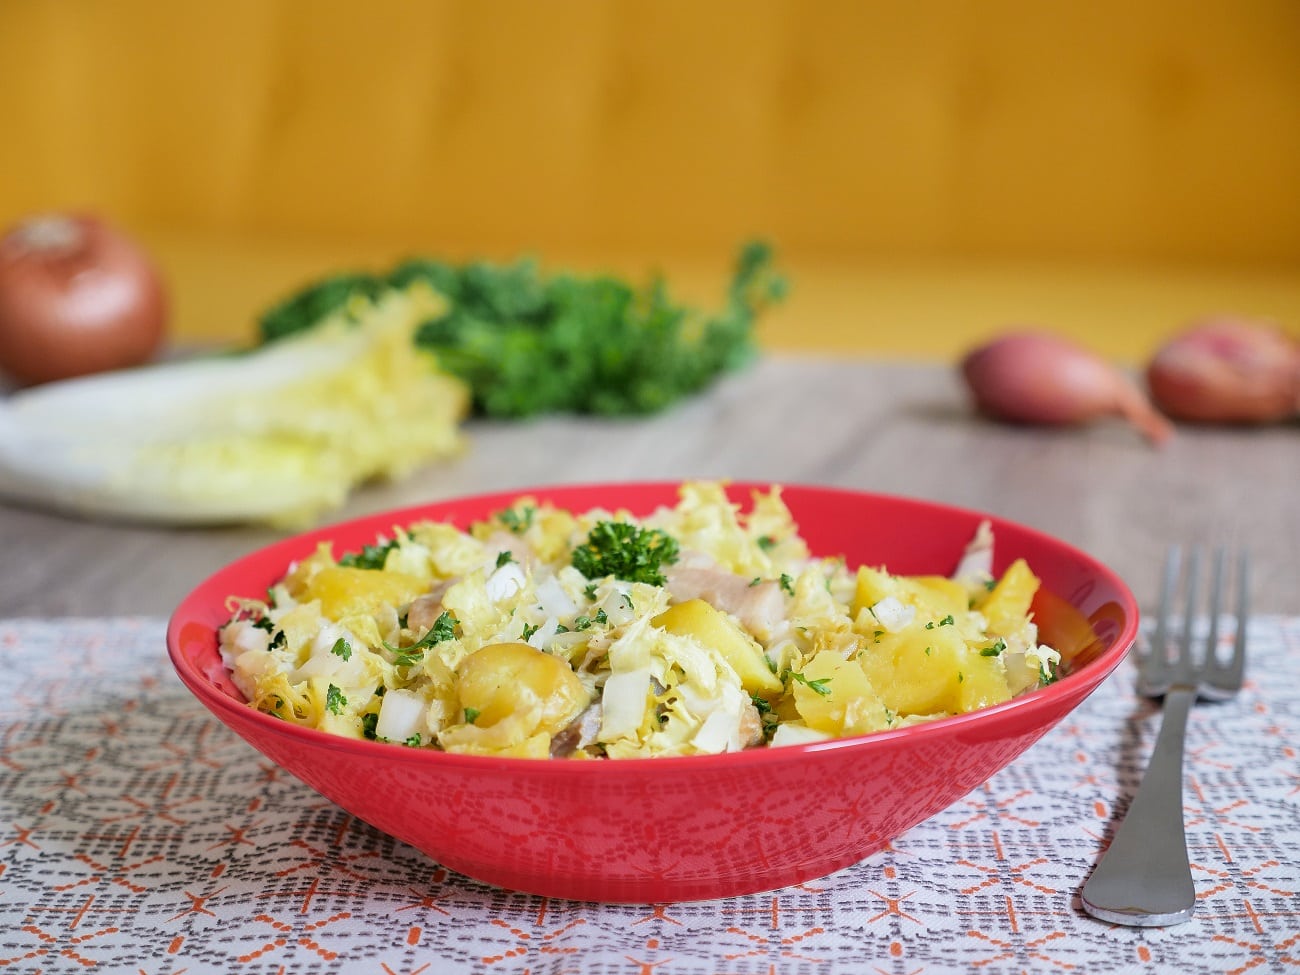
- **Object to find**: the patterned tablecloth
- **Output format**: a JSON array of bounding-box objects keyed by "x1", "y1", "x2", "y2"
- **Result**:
[{"x1": 1, "y1": 616, "x2": 1297, "y2": 975}]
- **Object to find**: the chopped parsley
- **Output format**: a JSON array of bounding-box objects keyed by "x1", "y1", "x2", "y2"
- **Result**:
[
  {"x1": 386, "y1": 611, "x2": 459, "y2": 665},
  {"x1": 253, "y1": 617, "x2": 287, "y2": 652},
  {"x1": 338, "y1": 538, "x2": 399, "y2": 570},
  {"x1": 330, "y1": 637, "x2": 352, "y2": 661},
  {"x1": 980, "y1": 639, "x2": 1007, "y2": 657},
  {"x1": 521, "y1": 622, "x2": 540, "y2": 641},
  {"x1": 925, "y1": 614, "x2": 956, "y2": 629},
  {"x1": 361, "y1": 713, "x2": 379, "y2": 739},
  {"x1": 757, "y1": 534, "x2": 776, "y2": 552},
  {"x1": 789, "y1": 671, "x2": 832, "y2": 696},
  {"x1": 427, "y1": 611, "x2": 459, "y2": 643},
  {"x1": 572, "y1": 521, "x2": 680, "y2": 586},
  {"x1": 584, "y1": 583, "x2": 599, "y2": 600},
  {"x1": 464, "y1": 707, "x2": 481, "y2": 724},
  {"x1": 779, "y1": 573, "x2": 795, "y2": 596},
  {"x1": 749, "y1": 577, "x2": 762, "y2": 587},
  {"x1": 499, "y1": 504, "x2": 536, "y2": 535},
  {"x1": 390, "y1": 646, "x2": 423, "y2": 667},
  {"x1": 572, "y1": 608, "x2": 610, "y2": 631},
  {"x1": 495, "y1": 550, "x2": 515, "y2": 569},
  {"x1": 325, "y1": 684, "x2": 347, "y2": 715}
]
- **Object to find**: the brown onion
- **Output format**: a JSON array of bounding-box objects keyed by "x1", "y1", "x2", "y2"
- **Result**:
[
  {"x1": 961, "y1": 331, "x2": 1173, "y2": 445},
  {"x1": 0, "y1": 213, "x2": 168, "y2": 385},
  {"x1": 1146, "y1": 317, "x2": 1300, "y2": 424}
]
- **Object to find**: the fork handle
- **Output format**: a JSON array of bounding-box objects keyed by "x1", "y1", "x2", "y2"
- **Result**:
[{"x1": 1080, "y1": 688, "x2": 1197, "y2": 926}]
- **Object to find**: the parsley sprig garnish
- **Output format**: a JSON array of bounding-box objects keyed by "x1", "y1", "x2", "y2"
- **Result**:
[{"x1": 572, "y1": 521, "x2": 680, "y2": 586}]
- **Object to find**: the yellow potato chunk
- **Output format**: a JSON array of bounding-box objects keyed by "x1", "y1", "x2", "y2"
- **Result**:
[
  {"x1": 906, "y1": 575, "x2": 971, "y2": 619},
  {"x1": 454, "y1": 642, "x2": 590, "y2": 737},
  {"x1": 303, "y1": 565, "x2": 428, "y2": 621},
  {"x1": 977, "y1": 558, "x2": 1040, "y2": 637},
  {"x1": 653, "y1": 599, "x2": 782, "y2": 694},
  {"x1": 850, "y1": 566, "x2": 896, "y2": 617},
  {"x1": 792, "y1": 651, "x2": 891, "y2": 737},
  {"x1": 852, "y1": 566, "x2": 968, "y2": 622},
  {"x1": 859, "y1": 625, "x2": 1011, "y2": 717}
]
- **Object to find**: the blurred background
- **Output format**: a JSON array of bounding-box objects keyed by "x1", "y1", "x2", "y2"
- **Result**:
[{"x1": 2, "y1": 0, "x2": 1298, "y2": 360}]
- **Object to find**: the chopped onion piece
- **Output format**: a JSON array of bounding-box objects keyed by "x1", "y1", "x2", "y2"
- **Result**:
[
  {"x1": 600, "y1": 669, "x2": 652, "y2": 742},
  {"x1": 486, "y1": 561, "x2": 526, "y2": 603},
  {"x1": 535, "y1": 575, "x2": 576, "y2": 619},
  {"x1": 376, "y1": 688, "x2": 426, "y2": 743},
  {"x1": 692, "y1": 707, "x2": 742, "y2": 754},
  {"x1": 770, "y1": 723, "x2": 833, "y2": 748},
  {"x1": 229, "y1": 618, "x2": 270, "y2": 656},
  {"x1": 870, "y1": 596, "x2": 915, "y2": 633}
]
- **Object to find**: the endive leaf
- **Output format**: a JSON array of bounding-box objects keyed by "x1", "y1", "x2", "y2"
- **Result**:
[{"x1": 0, "y1": 283, "x2": 469, "y2": 527}]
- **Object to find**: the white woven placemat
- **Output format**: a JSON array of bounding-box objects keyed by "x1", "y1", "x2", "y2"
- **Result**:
[{"x1": 1, "y1": 616, "x2": 1296, "y2": 974}]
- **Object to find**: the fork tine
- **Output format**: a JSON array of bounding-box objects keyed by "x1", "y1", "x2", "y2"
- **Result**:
[
  {"x1": 1175, "y1": 547, "x2": 1201, "y2": 683},
  {"x1": 1221, "y1": 550, "x2": 1250, "y2": 691},
  {"x1": 1152, "y1": 545, "x2": 1179, "y2": 659},
  {"x1": 1141, "y1": 546, "x2": 1181, "y2": 694},
  {"x1": 1204, "y1": 546, "x2": 1224, "y2": 664}
]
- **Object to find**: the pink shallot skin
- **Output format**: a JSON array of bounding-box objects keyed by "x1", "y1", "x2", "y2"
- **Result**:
[
  {"x1": 961, "y1": 331, "x2": 1173, "y2": 446},
  {"x1": 1146, "y1": 317, "x2": 1300, "y2": 424}
]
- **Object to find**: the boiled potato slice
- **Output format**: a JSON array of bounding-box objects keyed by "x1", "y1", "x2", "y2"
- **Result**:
[
  {"x1": 976, "y1": 558, "x2": 1040, "y2": 636},
  {"x1": 653, "y1": 599, "x2": 782, "y2": 694},
  {"x1": 791, "y1": 651, "x2": 890, "y2": 737},
  {"x1": 850, "y1": 566, "x2": 896, "y2": 617},
  {"x1": 303, "y1": 565, "x2": 428, "y2": 621},
  {"x1": 454, "y1": 642, "x2": 590, "y2": 736},
  {"x1": 906, "y1": 575, "x2": 971, "y2": 619},
  {"x1": 852, "y1": 567, "x2": 969, "y2": 622},
  {"x1": 859, "y1": 625, "x2": 1011, "y2": 716}
]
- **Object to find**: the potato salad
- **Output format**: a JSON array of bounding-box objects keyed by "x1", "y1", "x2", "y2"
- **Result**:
[{"x1": 218, "y1": 482, "x2": 1061, "y2": 758}]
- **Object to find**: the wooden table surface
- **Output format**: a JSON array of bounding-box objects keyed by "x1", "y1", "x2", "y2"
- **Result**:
[{"x1": 1, "y1": 355, "x2": 1294, "y2": 618}]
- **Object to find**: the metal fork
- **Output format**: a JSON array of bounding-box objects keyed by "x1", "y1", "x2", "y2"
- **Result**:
[{"x1": 1080, "y1": 545, "x2": 1249, "y2": 927}]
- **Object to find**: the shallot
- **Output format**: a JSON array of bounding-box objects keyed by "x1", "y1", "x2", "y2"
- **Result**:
[
  {"x1": 960, "y1": 331, "x2": 1173, "y2": 445},
  {"x1": 1146, "y1": 317, "x2": 1300, "y2": 424},
  {"x1": 0, "y1": 213, "x2": 168, "y2": 385}
]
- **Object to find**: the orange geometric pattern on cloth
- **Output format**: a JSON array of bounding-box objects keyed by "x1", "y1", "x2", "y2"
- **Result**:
[{"x1": 0, "y1": 616, "x2": 1297, "y2": 974}]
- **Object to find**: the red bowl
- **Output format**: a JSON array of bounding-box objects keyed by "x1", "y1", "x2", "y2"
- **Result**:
[{"x1": 167, "y1": 482, "x2": 1137, "y2": 902}]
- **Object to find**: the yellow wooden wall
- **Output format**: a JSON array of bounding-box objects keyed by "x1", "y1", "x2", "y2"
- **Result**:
[{"x1": 1, "y1": 0, "x2": 1298, "y2": 349}]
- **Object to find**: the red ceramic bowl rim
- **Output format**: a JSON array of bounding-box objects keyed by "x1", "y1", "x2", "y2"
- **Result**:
[{"x1": 167, "y1": 480, "x2": 1139, "y2": 778}]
